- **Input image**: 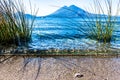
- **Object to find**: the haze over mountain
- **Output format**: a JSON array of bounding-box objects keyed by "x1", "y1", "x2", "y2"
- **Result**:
[
  {"x1": 15, "y1": 11, "x2": 40, "y2": 19},
  {"x1": 25, "y1": 14, "x2": 40, "y2": 19},
  {"x1": 45, "y1": 5, "x2": 95, "y2": 18},
  {"x1": 24, "y1": 5, "x2": 108, "y2": 18}
]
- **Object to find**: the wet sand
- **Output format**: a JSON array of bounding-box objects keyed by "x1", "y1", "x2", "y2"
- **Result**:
[{"x1": 0, "y1": 56, "x2": 120, "y2": 80}]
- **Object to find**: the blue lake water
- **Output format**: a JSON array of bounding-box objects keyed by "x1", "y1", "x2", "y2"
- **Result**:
[{"x1": 29, "y1": 18, "x2": 120, "y2": 50}]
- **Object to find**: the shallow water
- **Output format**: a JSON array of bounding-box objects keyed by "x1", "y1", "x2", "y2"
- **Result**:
[
  {"x1": 28, "y1": 18, "x2": 120, "y2": 50},
  {"x1": 0, "y1": 56, "x2": 120, "y2": 80},
  {"x1": 0, "y1": 17, "x2": 120, "y2": 54}
]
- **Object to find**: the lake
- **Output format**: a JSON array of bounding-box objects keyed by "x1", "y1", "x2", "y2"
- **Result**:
[{"x1": 28, "y1": 17, "x2": 120, "y2": 50}]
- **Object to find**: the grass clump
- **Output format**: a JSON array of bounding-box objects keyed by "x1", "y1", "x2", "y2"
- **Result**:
[
  {"x1": 0, "y1": 0, "x2": 36, "y2": 45},
  {"x1": 85, "y1": 0, "x2": 120, "y2": 43}
]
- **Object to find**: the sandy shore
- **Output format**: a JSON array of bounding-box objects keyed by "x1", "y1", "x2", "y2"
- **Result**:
[{"x1": 0, "y1": 56, "x2": 120, "y2": 80}]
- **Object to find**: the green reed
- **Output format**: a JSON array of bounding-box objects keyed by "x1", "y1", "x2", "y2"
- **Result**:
[
  {"x1": 85, "y1": 0, "x2": 120, "y2": 43},
  {"x1": 0, "y1": 0, "x2": 37, "y2": 45}
]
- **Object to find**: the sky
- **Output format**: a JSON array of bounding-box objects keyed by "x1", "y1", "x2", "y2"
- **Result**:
[{"x1": 21, "y1": 0, "x2": 120, "y2": 16}]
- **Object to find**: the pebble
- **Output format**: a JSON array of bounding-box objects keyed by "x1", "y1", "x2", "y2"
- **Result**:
[
  {"x1": 34, "y1": 49, "x2": 37, "y2": 52},
  {"x1": 74, "y1": 73, "x2": 84, "y2": 78}
]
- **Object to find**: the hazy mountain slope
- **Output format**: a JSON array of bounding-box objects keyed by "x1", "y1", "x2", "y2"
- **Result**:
[{"x1": 46, "y1": 5, "x2": 94, "y2": 18}]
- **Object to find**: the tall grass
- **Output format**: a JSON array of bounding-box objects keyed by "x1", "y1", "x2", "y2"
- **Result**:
[
  {"x1": 65, "y1": 0, "x2": 120, "y2": 44},
  {"x1": 0, "y1": 0, "x2": 37, "y2": 45},
  {"x1": 82, "y1": 0, "x2": 120, "y2": 44}
]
